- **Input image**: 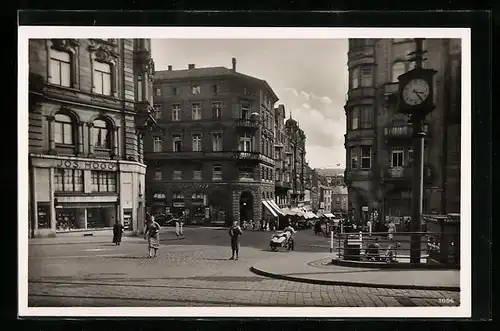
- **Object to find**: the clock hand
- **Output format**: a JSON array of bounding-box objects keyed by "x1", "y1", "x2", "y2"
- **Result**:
[{"x1": 412, "y1": 89, "x2": 425, "y2": 102}]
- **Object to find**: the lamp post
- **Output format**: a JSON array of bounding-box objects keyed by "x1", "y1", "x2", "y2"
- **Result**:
[{"x1": 397, "y1": 38, "x2": 437, "y2": 264}]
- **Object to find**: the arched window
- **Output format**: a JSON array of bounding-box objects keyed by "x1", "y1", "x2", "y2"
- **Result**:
[
  {"x1": 54, "y1": 113, "x2": 74, "y2": 145},
  {"x1": 391, "y1": 62, "x2": 406, "y2": 82},
  {"x1": 92, "y1": 119, "x2": 111, "y2": 149},
  {"x1": 49, "y1": 49, "x2": 71, "y2": 87}
]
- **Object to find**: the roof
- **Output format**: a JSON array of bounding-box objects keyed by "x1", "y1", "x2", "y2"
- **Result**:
[
  {"x1": 315, "y1": 168, "x2": 345, "y2": 177},
  {"x1": 154, "y1": 66, "x2": 279, "y2": 102}
]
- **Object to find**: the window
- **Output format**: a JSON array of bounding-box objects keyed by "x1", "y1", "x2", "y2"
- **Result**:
[
  {"x1": 391, "y1": 147, "x2": 404, "y2": 168},
  {"x1": 241, "y1": 103, "x2": 250, "y2": 119},
  {"x1": 192, "y1": 85, "x2": 201, "y2": 94},
  {"x1": 54, "y1": 113, "x2": 74, "y2": 145},
  {"x1": 359, "y1": 107, "x2": 374, "y2": 129},
  {"x1": 350, "y1": 108, "x2": 359, "y2": 130},
  {"x1": 172, "y1": 104, "x2": 181, "y2": 121},
  {"x1": 193, "y1": 166, "x2": 202, "y2": 180},
  {"x1": 192, "y1": 103, "x2": 202, "y2": 120},
  {"x1": 350, "y1": 147, "x2": 358, "y2": 169},
  {"x1": 212, "y1": 102, "x2": 222, "y2": 120},
  {"x1": 351, "y1": 67, "x2": 360, "y2": 89},
  {"x1": 391, "y1": 62, "x2": 406, "y2": 82},
  {"x1": 92, "y1": 119, "x2": 111, "y2": 149},
  {"x1": 361, "y1": 146, "x2": 371, "y2": 169},
  {"x1": 91, "y1": 171, "x2": 117, "y2": 192},
  {"x1": 54, "y1": 169, "x2": 83, "y2": 192},
  {"x1": 192, "y1": 134, "x2": 202, "y2": 152},
  {"x1": 239, "y1": 167, "x2": 253, "y2": 180},
  {"x1": 213, "y1": 165, "x2": 222, "y2": 180},
  {"x1": 172, "y1": 192, "x2": 184, "y2": 200},
  {"x1": 212, "y1": 84, "x2": 220, "y2": 93},
  {"x1": 172, "y1": 135, "x2": 182, "y2": 152},
  {"x1": 171, "y1": 87, "x2": 179, "y2": 96},
  {"x1": 155, "y1": 88, "x2": 161, "y2": 96},
  {"x1": 360, "y1": 67, "x2": 372, "y2": 87},
  {"x1": 153, "y1": 136, "x2": 162, "y2": 152},
  {"x1": 408, "y1": 148, "x2": 414, "y2": 167},
  {"x1": 212, "y1": 133, "x2": 223, "y2": 151},
  {"x1": 136, "y1": 75, "x2": 143, "y2": 101},
  {"x1": 153, "y1": 105, "x2": 162, "y2": 120},
  {"x1": 173, "y1": 170, "x2": 182, "y2": 180},
  {"x1": 49, "y1": 49, "x2": 71, "y2": 87},
  {"x1": 94, "y1": 61, "x2": 112, "y2": 95},
  {"x1": 239, "y1": 133, "x2": 252, "y2": 151},
  {"x1": 154, "y1": 170, "x2": 162, "y2": 180}
]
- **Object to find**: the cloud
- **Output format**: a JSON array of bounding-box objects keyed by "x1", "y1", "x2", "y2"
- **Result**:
[
  {"x1": 302, "y1": 103, "x2": 311, "y2": 109},
  {"x1": 321, "y1": 96, "x2": 333, "y2": 105}
]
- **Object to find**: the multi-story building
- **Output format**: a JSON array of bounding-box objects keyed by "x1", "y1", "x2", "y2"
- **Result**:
[
  {"x1": 144, "y1": 59, "x2": 280, "y2": 226},
  {"x1": 284, "y1": 116, "x2": 307, "y2": 207},
  {"x1": 344, "y1": 38, "x2": 461, "y2": 226},
  {"x1": 273, "y1": 104, "x2": 290, "y2": 208},
  {"x1": 319, "y1": 185, "x2": 332, "y2": 213},
  {"x1": 331, "y1": 186, "x2": 349, "y2": 215},
  {"x1": 28, "y1": 38, "x2": 156, "y2": 237},
  {"x1": 315, "y1": 168, "x2": 345, "y2": 186}
]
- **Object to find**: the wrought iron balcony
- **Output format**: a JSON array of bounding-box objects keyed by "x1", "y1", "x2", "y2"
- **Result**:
[
  {"x1": 234, "y1": 151, "x2": 260, "y2": 160},
  {"x1": 235, "y1": 118, "x2": 259, "y2": 129},
  {"x1": 384, "y1": 123, "x2": 430, "y2": 139},
  {"x1": 384, "y1": 166, "x2": 434, "y2": 183}
]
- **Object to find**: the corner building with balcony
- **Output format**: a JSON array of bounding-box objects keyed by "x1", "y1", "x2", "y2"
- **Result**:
[
  {"x1": 28, "y1": 39, "x2": 156, "y2": 237},
  {"x1": 344, "y1": 38, "x2": 461, "y2": 226},
  {"x1": 144, "y1": 59, "x2": 279, "y2": 226}
]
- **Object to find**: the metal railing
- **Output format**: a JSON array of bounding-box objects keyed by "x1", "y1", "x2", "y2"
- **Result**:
[{"x1": 327, "y1": 230, "x2": 459, "y2": 266}]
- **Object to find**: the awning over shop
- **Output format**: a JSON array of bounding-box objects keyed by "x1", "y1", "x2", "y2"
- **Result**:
[
  {"x1": 304, "y1": 211, "x2": 318, "y2": 219},
  {"x1": 324, "y1": 213, "x2": 335, "y2": 218},
  {"x1": 267, "y1": 199, "x2": 285, "y2": 216},
  {"x1": 262, "y1": 200, "x2": 278, "y2": 217}
]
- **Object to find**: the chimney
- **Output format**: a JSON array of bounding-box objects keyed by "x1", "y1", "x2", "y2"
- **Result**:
[
  {"x1": 188, "y1": 64, "x2": 195, "y2": 69},
  {"x1": 167, "y1": 65, "x2": 172, "y2": 71},
  {"x1": 232, "y1": 57, "x2": 236, "y2": 71}
]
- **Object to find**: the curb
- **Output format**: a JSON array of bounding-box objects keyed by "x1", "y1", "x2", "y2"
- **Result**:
[
  {"x1": 329, "y1": 258, "x2": 461, "y2": 270},
  {"x1": 249, "y1": 266, "x2": 460, "y2": 292}
]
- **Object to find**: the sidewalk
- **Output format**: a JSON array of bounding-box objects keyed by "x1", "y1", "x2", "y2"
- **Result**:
[{"x1": 250, "y1": 252, "x2": 460, "y2": 291}]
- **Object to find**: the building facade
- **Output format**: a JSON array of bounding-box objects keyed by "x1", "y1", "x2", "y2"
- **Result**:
[
  {"x1": 28, "y1": 38, "x2": 156, "y2": 237},
  {"x1": 284, "y1": 116, "x2": 307, "y2": 208},
  {"x1": 344, "y1": 38, "x2": 461, "y2": 226},
  {"x1": 273, "y1": 104, "x2": 291, "y2": 208},
  {"x1": 144, "y1": 59, "x2": 279, "y2": 226},
  {"x1": 315, "y1": 168, "x2": 345, "y2": 186}
]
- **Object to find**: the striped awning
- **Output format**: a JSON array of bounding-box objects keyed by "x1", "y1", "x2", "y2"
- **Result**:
[
  {"x1": 267, "y1": 199, "x2": 285, "y2": 216},
  {"x1": 262, "y1": 200, "x2": 278, "y2": 217}
]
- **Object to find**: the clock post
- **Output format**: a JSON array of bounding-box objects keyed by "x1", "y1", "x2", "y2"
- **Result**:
[{"x1": 397, "y1": 38, "x2": 437, "y2": 264}]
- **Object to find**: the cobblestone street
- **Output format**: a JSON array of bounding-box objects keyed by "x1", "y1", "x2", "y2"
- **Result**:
[{"x1": 27, "y1": 228, "x2": 460, "y2": 307}]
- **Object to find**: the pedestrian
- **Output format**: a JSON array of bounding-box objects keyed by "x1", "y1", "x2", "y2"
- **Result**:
[
  {"x1": 112, "y1": 219, "x2": 124, "y2": 245},
  {"x1": 144, "y1": 215, "x2": 161, "y2": 258},
  {"x1": 228, "y1": 220, "x2": 243, "y2": 260},
  {"x1": 367, "y1": 219, "x2": 372, "y2": 237},
  {"x1": 176, "y1": 212, "x2": 184, "y2": 238},
  {"x1": 387, "y1": 219, "x2": 396, "y2": 240}
]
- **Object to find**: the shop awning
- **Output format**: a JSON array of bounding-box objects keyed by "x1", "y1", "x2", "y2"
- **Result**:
[
  {"x1": 267, "y1": 199, "x2": 285, "y2": 216},
  {"x1": 262, "y1": 200, "x2": 278, "y2": 217},
  {"x1": 324, "y1": 213, "x2": 335, "y2": 218},
  {"x1": 304, "y1": 211, "x2": 318, "y2": 219}
]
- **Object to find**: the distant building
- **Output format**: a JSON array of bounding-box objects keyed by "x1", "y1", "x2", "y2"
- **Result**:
[
  {"x1": 28, "y1": 38, "x2": 155, "y2": 237},
  {"x1": 144, "y1": 59, "x2": 279, "y2": 226},
  {"x1": 273, "y1": 104, "x2": 290, "y2": 208},
  {"x1": 344, "y1": 38, "x2": 461, "y2": 225},
  {"x1": 315, "y1": 168, "x2": 345, "y2": 186}
]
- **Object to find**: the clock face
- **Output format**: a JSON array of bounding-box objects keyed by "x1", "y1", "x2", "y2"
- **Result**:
[{"x1": 402, "y1": 78, "x2": 430, "y2": 106}]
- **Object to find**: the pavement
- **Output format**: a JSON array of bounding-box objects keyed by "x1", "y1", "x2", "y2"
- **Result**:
[{"x1": 26, "y1": 227, "x2": 461, "y2": 307}]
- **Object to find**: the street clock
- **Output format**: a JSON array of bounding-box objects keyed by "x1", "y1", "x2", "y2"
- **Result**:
[{"x1": 397, "y1": 67, "x2": 437, "y2": 117}]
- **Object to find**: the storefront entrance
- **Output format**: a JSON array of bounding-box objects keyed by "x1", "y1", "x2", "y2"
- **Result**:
[{"x1": 239, "y1": 191, "x2": 254, "y2": 222}]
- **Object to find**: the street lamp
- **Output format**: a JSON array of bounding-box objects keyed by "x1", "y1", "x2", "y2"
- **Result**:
[{"x1": 397, "y1": 38, "x2": 437, "y2": 264}]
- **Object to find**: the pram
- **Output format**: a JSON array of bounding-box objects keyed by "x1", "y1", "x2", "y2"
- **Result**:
[{"x1": 269, "y1": 230, "x2": 294, "y2": 251}]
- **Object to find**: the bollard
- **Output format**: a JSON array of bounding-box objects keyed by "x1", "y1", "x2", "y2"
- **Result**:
[{"x1": 330, "y1": 230, "x2": 334, "y2": 253}]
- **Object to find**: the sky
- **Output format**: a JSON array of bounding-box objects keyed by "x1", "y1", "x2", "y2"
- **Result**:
[{"x1": 151, "y1": 39, "x2": 349, "y2": 169}]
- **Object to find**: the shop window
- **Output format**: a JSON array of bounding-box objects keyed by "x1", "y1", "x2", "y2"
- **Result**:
[
  {"x1": 91, "y1": 118, "x2": 112, "y2": 150},
  {"x1": 54, "y1": 169, "x2": 83, "y2": 192},
  {"x1": 49, "y1": 49, "x2": 71, "y2": 87},
  {"x1": 361, "y1": 146, "x2": 371, "y2": 169},
  {"x1": 91, "y1": 171, "x2": 117, "y2": 192},
  {"x1": 94, "y1": 61, "x2": 112, "y2": 95},
  {"x1": 54, "y1": 113, "x2": 75, "y2": 145}
]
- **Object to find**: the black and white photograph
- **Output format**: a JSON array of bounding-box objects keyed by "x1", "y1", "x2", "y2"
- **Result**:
[{"x1": 19, "y1": 26, "x2": 471, "y2": 318}]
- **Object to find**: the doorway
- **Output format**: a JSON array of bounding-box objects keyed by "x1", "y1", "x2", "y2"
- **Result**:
[{"x1": 239, "y1": 191, "x2": 254, "y2": 222}]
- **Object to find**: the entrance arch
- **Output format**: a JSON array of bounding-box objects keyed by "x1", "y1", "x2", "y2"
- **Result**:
[{"x1": 239, "y1": 191, "x2": 254, "y2": 222}]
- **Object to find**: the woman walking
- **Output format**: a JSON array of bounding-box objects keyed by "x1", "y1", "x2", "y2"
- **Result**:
[
  {"x1": 387, "y1": 219, "x2": 396, "y2": 240},
  {"x1": 144, "y1": 215, "x2": 161, "y2": 258},
  {"x1": 112, "y1": 219, "x2": 124, "y2": 245}
]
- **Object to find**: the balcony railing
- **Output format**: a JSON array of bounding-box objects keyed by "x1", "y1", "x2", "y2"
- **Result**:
[
  {"x1": 235, "y1": 118, "x2": 259, "y2": 129},
  {"x1": 384, "y1": 124, "x2": 429, "y2": 139},
  {"x1": 275, "y1": 181, "x2": 291, "y2": 189},
  {"x1": 384, "y1": 166, "x2": 433, "y2": 182},
  {"x1": 234, "y1": 151, "x2": 260, "y2": 160}
]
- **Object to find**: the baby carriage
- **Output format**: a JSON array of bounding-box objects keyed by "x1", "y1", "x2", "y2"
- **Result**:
[{"x1": 269, "y1": 230, "x2": 294, "y2": 251}]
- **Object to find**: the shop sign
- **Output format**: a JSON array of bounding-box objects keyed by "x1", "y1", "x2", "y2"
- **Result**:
[
  {"x1": 173, "y1": 202, "x2": 185, "y2": 207},
  {"x1": 153, "y1": 193, "x2": 166, "y2": 200},
  {"x1": 362, "y1": 206, "x2": 368, "y2": 212},
  {"x1": 56, "y1": 159, "x2": 116, "y2": 171}
]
